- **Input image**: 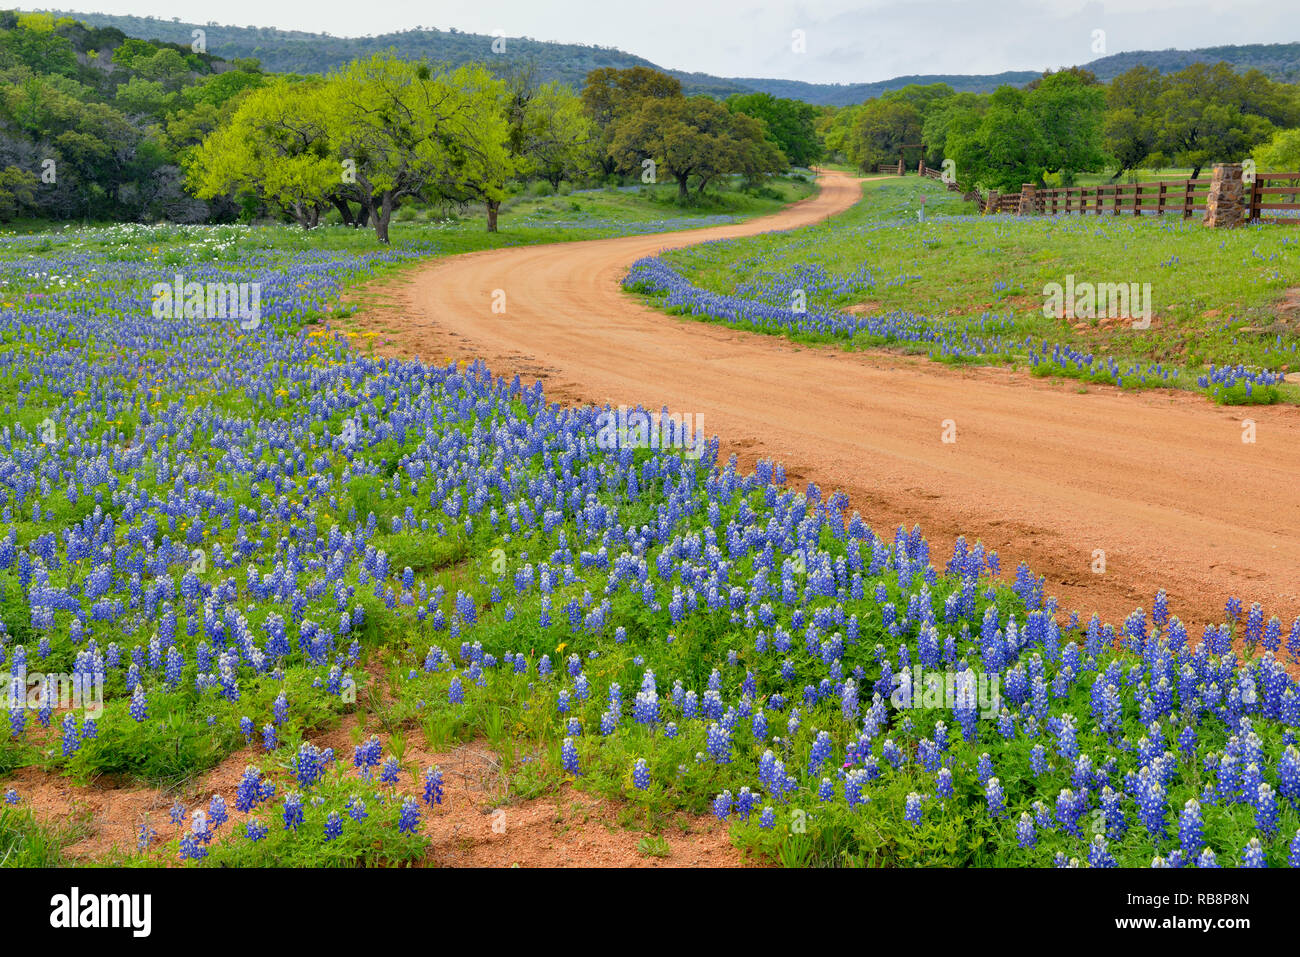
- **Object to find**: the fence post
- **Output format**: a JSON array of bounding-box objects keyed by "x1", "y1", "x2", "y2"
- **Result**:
[
  {"x1": 1017, "y1": 183, "x2": 1037, "y2": 216},
  {"x1": 918, "y1": 160, "x2": 925, "y2": 176},
  {"x1": 1203, "y1": 163, "x2": 1246, "y2": 228},
  {"x1": 986, "y1": 189, "x2": 1000, "y2": 213}
]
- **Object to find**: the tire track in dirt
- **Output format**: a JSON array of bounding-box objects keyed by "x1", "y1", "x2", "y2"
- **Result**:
[{"x1": 345, "y1": 168, "x2": 1300, "y2": 633}]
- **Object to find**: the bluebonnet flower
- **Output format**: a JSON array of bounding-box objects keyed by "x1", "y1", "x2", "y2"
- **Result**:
[
  {"x1": 985, "y1": 778, "x2": 1005, "y2": 819},
  {"x1": 904, "y1": 792, "x2": 923, "y2": 826},
  {"x1": 758, "y1": 807, "x2": 776, "y2": 830},
  {"x1": 397, "y1": 797, "x2": 421, "y2": 834},
  {"x1": 208, "y1": 795, "x2": 228, "y2": 829},
  {"x1": 61, "y1": 713, "x2": 80, "y2": 757},
  {"x1": 423, "y1": 767, "x2": 443, "y2": 806},
  {"x1": 347, "y1": 797, "x2": 369, "y2": 822},
  {"x1": 169, "y1": 801, "x2": 186, "y2": 825},
  {"x1": 324, "y1": 811, "x2": 343, "y2": 841},
  {"x1": 1254, "y1": 783, "x2": 1279, "y2": 837},
  {"x1": 1016, "y1": 812, "x2": 1036, "y2": 849},
  {"x1": 735, "y1": 787, "x2": 756, "y2": 821},
  {"x1": 706, "y1": 722, "x2": 732, "y2": 764},
  {"x1": 380, "y1": 756, "x2": 402, "y2": 785},
  {"x1": 561, "y1": 737, "x2": 580, "y2": 775},
  {"x1": 129, "y1": 686, "x2": 148, "y2": 722},
  {"x1": 808, "y1": 730, "x2": 832, "y2": 776},
  {"x1": 1029, "y1": 744, "x2": 1047, "y2": 777},
  {"x1": 1178, "y1": 799, "x2": 1203, "y2": 858},
  {"x1": 283, "y1": 793, "x2": 304, "y2": 831},
  {"x1": 179, "y1": 832, "x2": 207, "y2": 861},
  {"x1": 935, "y1": 767, "x2": 954, "y2": 799},
  {"x1": 1088, "y1": 835, "x2": 1116, "y2": 868},
  {"x1": 632, "y1": 758, "x2": 650, "y2": 790},
  {"x1": 1241, "y1": 838, "x2": 1267, "y2": 868}
]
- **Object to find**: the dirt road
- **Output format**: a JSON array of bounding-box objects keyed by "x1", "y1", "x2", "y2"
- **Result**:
[{"x1": 347, "y1": 169, "x2": 1300, "y2": 632}]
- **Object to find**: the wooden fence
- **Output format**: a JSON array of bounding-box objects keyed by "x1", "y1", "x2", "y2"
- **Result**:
[
  {"x1": 868, "y1": 162, "x2": 1294, "y2": 227},
  {"x1": 1249, "y1": 172, "x2": 1300, "y2": 223},
  {"x1": 1029, "y1": 180, "x2": 1210, "y2": 218}
]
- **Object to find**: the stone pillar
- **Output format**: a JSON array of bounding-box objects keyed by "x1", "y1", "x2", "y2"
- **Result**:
[
  {"x1": 986, "y1": 190, "x2": 1000, "y2": 213},
  {"x1": 1017, "y1": 183, "x2": 1037, "y2": 216},
  {"x1": 1204, "y1": 163, "x2": 1247, "y2": 228}
]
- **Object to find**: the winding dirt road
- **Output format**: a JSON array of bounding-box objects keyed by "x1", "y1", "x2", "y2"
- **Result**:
[{"x1": 347, "y1": 169, "x2": 1300, "y2": 632}]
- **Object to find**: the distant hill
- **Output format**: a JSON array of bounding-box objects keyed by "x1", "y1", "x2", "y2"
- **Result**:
[{"x1": 33, "y1": 11, "x2": 1300, "y2": 103}]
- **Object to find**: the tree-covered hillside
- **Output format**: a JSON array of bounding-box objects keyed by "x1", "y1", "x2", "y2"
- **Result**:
[{"x1": 41, "y1": 11, "x2": 1300, "y2": 104}]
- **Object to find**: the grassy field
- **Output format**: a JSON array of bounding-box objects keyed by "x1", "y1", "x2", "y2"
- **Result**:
[{"x1": 632, "y1": 175, "x2": 1300, "y2": 404}]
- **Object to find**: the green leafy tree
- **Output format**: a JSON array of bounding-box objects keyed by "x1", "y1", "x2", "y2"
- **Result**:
[
  {"x1": 323, "y1": 56, "x2": 513, "y2": 238},
  {"x1": 581, "y1": 66, "x2": 681, "y2": 178},
  {"x1": 726, "y1": 92, "x2": 821, "y2": 167},
  {"x1": 849, "y1": 98, "x2": 922, "y2": 173},
  {"x1": 0, "y1": 164, "x2": 38, "y2": 221},
  {"x1": 1253, "y1": 128, "x2": 1300, "y2": 170},
  {"x1": 946, "y1": 87, "x2": 1049, "y2": 191},
  {"x1": 609, "y1": 95, "x2": 781, "y2": 201},
  {"x1": 1104, "y1": 66, "x2": 1166, "y2": 177},
  {"x1": 1152, "y1": 63, "x2": 1294, "y2": 177},
  {"x1": 1025, "y1": 71, "x2": 1107, "y2": 181},
  {"x1": 921, "y1": 91, "x2": 987, "y2": 168},
  {"x1": 187, "y1": 78, "x2": 338, "y2": 228}
]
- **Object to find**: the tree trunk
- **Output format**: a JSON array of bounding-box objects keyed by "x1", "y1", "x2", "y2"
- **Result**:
[
  {"x1": 290, "y1": 201, "x2": 314, "y2": 229},
  {"x1": 373, "y1": 193, "x2": 394, "y2": 243},
  {"x1": 676, "y1": 176, "x2": 689, "y2": 203},
  {"x1": 486, "y1": 198, "x2": 500, "y2": 233},
  {"x1": 330, "y1": 195, "x2": 356, "y2": 227}
]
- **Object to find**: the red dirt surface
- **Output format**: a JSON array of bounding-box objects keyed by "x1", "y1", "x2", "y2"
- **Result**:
[
  {"x1": 344, "y1": 168, "x2": 1300, "y2": 634},
  {"x1": 13, "y1": 721, "x2": 745, "y2": 867}
]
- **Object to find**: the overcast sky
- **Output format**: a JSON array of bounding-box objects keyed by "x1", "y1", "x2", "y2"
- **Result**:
[{"x1": 40, "y1": 0, "x2": 1300, "y2": 83}]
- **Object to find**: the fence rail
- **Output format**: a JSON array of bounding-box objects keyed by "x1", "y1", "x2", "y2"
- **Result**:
[
  {"x1": 1249, "y1": 172, "x2": 1300, "y2": 224},
  {"x1": 867, "y1": 162, "x2": 1288, "y2": 228},
  {"x1": 1030, "y1": 180, "x2": 1210, "y2": 218}
]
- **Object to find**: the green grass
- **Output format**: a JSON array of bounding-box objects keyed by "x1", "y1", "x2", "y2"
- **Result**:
[
  {"x1": 0, "y1": 805, "x2": 92, "y2": 866},
  {"x1": 647, "y1": 175, "x2": 1300, "y2": 403}
]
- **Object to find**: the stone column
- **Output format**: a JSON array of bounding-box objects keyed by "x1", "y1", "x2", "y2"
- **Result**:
[
  {"x1": 1017, "y1": 183, "x2": 1037, "y2": 216},
  {"x1": 1204, "y1": 163, "x2": 1247, "y2": 228},
  {"x1": 986, "y1": 190, "x2": 1000, "y2": 214}
]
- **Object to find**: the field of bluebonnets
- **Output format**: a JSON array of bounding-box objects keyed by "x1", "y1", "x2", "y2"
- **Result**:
[
  {"x1": 0, "y1": 192, "x2": 1299, "y2": 869},
  {"x1": 628, "y1": 176, "x2": 1300, "y2": 405}
]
